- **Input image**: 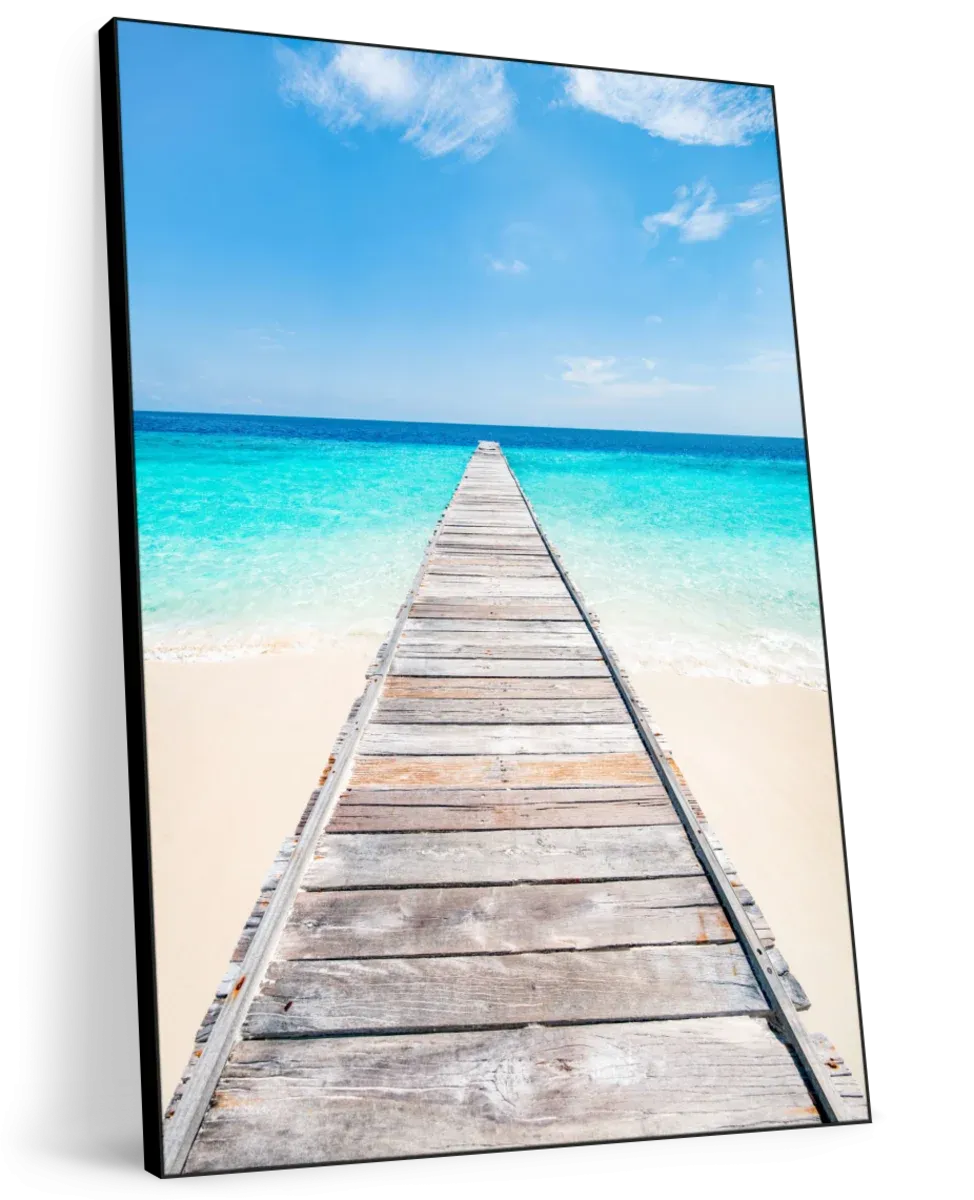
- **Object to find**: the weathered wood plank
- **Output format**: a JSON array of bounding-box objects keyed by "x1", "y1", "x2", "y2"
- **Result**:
[
  {"x1": 419, "y1": 578, "x2": 567, "y2": 596},
  {"x1": 307, "y1": 825, "x2": 699, "y2": 888},
  {"x1": 401, "y1": 627, "x2": 597, "y2": 646},
  {"x1": 389, "y1": 657, "x2": 610, "y2": 677},
  {"x1": 350, "y1": 751, "x2": 659, "y2": 788},
  {"x1": 410, "y1": 602, "x2": 581, "y2": 621},
  {"x1": 426, "y1": 561, "x2": 559, "y2": 577},
  {"x1": 186, "y1": 1017, "x2": 820, "y2": 1171},
  {"x1": 245, "y1": 944, "x2": 766, "y2": 1038},
  {"x1": 404, "y1": 618, "x2": 589, "y2": 635},
  {"x1": 279, "y1": 877, "x2": 729, "y2": 958},
  {"x1": 358, "y1": 723, "x2": 642, "y2": 756},
  {"x1": 382, "y1": 676, "x2": 620, "y2": 699},
  {"x1": 337, "y1": 784, "x2": 669, "y2": 806},
  {"x1": 373, "y1": 697, "x2": 630, "y2": 723},
  {"x1": 328, "y1": 799, "x2": 679, "y2": 831},
  {"x1": 395, "y1": 640, "x2": 603, "y2": 660}
]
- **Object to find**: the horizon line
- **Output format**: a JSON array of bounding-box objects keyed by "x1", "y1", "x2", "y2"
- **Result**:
[{"x1": 132, "y1": 407, "x2": 807, "y2": 443}]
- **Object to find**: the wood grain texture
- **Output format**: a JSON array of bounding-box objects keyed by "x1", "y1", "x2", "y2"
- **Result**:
[
  {"x1": 395, "y1": 640, "x2": 604, "y2": 660},
  {"x1": 243, "y1": 944, "x2": 767, "y2": 1037},
  {"x1": 278, "y1": 877, "x2": 729, "y2": 958},
  {"x1": 382, "y1": 675, "x2": 621, "y2": 699},
  {"x1": 409, "y1": 602, "x2": 581, "y2": 621},
  {"x1": 389, "y1": 657, "x2": 610, "y2": 677},
  {"x1": 349, "y1": 751, "x2": 660, "y2": 787},
  {"x1": 328, "y1": 799, "x2": 680, "y2": 831},
  {"x1": 373, "y1": 697, "x2": 630, "y2": 723},
  {"x1": 358, "y1": 723, "x2": 642, "y2": 756},
  {"x1": 186, "y1": 1018, "x2": 819, "y2": 1171},
  {"x1": 306, "y1": 825, "x2": 701, "y2": 888}
]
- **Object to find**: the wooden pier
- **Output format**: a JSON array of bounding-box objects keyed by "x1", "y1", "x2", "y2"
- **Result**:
[{"x1": 164, "y1": 442, "x2": 867, "y2": 1174}]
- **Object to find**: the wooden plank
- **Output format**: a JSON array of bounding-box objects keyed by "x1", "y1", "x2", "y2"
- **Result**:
[
  {"x1": 337, "y1": 784, "x2": 669, "y2": 806},
  {"x1": 400, "y1": 628, "x2": 597, "y2": 646},
  {"x1": 358, "y1": 723, "x2": 642, "y2": 756},
  {"x1": 373, "y1": 697, "x2": 630, "y2": 723},
  {"x1": 244, "y1": 944, "x2": 766, "y2": 1038},
  {"x1": 410, "y1": 602, "x2": 581, "y2": 620},
  {"x1": 279, "y1": 877, "x2": 729, "y2": 958},
  {"x1": 389, "y1": 658, "x2": 610, "y2": 677},
  {"x1": 186, "y1": 1017, "x2": 820, "y2": 1171},
  {"x1": 405, "y1": 617, "x2": 603, "y2": 635},
  {"x1": 328, "y1": 799, "x2": 679, "y2": 831},
  {"x1": 426, "y1": 561, "x2": 559, "y2": 577},
  {"x1": 350, "y1": 751, "x2": 659, "y2": 788},
  {"x1": 382, "y1": 676, "x2": 620, "y2": 699},
  {"x1": 306, "y1": 825, "x2": 699, "y2": 888},
  {"x1": 419, "y1": 578, "x2": 567, "y2": 596},
  {"x1": 395, "y1": 641, "x2": 603, "y2": 660}
]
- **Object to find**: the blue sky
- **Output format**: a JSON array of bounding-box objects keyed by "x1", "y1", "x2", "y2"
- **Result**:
[{"x1": 118, "y1": 20, "x2": 803, "y2": 436}]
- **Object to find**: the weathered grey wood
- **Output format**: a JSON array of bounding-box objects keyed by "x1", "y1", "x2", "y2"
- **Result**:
[
  {"x1": 244, "y1": 944, "x2": 766, "y2": 1038},
  {"x1": 186, "y1": 1017, "x2": 820, "y2": 1171},
  {"x1": 420, "y1": 577, "x2": 567, "y2": 596},
  {"x1": 307, "y1": 825, "x2": 700, "y2": 888},
  {"x1": 279, "y1": 877, "x2": 729, "y2": 958},
  {"x1": 350, "y1": 751, "x2": 660, "y2": 788},
  {"x1": 382, "y1": 675, "x2": 620, "y2": 699},
  {"x1": 374, "y1": 697, "x2": 630, "y2": 723},
  {"x1": 402, "y1": 626, "x2": 596, "y2": 646},
  {"x1": 338, "y1": 784, "x2": 669, "y2": 806},
  {"x1": 404, "y1": 618, "x2": 585, "y2": 634},
  {"x1": 396, "y1": 640, "x2": 603, "y2": 659},
  {"x1": 390, "y1": 657, "x2": 610, "y2": 677},
  {"x1": 328, "y1": 799, "x2": 680, "y2": 831},
  {"x1": 410, "y1": 601, "x2": 581, "y2": 620},
  {"x1": 358, "y1": 723, "x2": 642, "y2": 756},
  {"x1": 426, "y1": 561, "x2": 559, "y2": 577}
]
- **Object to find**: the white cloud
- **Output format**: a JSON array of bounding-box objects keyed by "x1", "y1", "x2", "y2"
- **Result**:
[
  {"x1": 561, "y1": 355, "x2": 711, "y2": 401},
  {"x1": 643, "y1": 179, "x2": 778, "y2": 244},
  {"x1": 562, "y1": 70, "x2": 773, "y2": 146},
  {"x1": 645, "y1": 314, "x2": 663, "y2": 324},
  {"x1": 278, "y1": 44, "x2": 514, "y2": 161},
  {"x1": 726, "y1": 349, "x2": 796, "y2": 373},
  {"x1": 561, "y1": 356, "x2": 620, "y2": 385},
  {"x1": 489, "y1": 258, "x2": 528, "y2": 274}
]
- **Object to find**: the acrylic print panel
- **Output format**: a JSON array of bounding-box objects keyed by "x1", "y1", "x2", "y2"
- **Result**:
[{"x1": 99, "y1": 16, "x2": 869, "y2": 1178}]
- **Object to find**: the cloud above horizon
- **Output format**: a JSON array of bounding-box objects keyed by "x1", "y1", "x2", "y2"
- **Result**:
[
  {"x1": 488, "y1": 257, "x2": 529, "y2": 274},
  {"x1": 562, "y1": 71, "x2": 774, "y2": 147},
  {"x1": 643, "y1": 179, "x2": 778, "y2": 244},
  {"x1": 278, "y1": 44, "x2": 515, "y2": 161},
  {"x1": 560, "y1": 355, "x2": 712, "y2": 401}
]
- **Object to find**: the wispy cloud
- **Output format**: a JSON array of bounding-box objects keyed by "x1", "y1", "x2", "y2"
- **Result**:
[
  {"x1": 278, "y1": 44, "x2": 515, "y2": 161},
  {"x1": 726, "y1": 349, "x2": 796, "y2": 373},
  {"x1": 488, "y1": 257, "x2": 529, "y2": 274},
  {"x1": 562, "y1": 71, "x2": 773, "y2": 147},
  {"x1": 560, "y1": 355, "x2": 711, "y2": 401},
  {"x1": 643, "y1": 179, "x2": 778, "y2": 244},
  {"x1": 645, "y1": 314, "x2": 663, "y2": 325}
]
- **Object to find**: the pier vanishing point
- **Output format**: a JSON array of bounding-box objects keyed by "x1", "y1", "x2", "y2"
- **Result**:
[{"x1": 164, "y1": 442, "x2": 867, "y2": 1174}]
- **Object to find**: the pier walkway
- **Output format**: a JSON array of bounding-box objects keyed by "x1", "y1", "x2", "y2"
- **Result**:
[{"x1": 164, "y1": 443, "x2": 867, "y2": 1174}]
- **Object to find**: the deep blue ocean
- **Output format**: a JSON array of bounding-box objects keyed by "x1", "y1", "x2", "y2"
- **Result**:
[{"x1": 134, "y1": 412, "x2": 824, "y2": 686}]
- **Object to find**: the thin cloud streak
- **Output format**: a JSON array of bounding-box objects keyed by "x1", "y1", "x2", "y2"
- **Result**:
[
  {"x1": 278, "y1": 43, "x2": 515, "y2": 161},
  {"x1": 563, "y1": 70, "x2": 774, "y2": 147}
]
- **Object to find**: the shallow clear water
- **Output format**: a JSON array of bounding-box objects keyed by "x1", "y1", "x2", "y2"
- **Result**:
[{"x1": 134, "y1": 413, "x2": 825, "y2": 686}]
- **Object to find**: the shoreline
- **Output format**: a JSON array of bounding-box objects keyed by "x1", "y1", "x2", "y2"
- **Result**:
[{"x1": 146, "y1": 644, "x2": 863, "y2": 1103}]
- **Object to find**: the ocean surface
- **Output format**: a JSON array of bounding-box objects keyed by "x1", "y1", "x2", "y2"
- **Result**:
[{"x1": 134, "y1": 413, "x2": 826, "y2": 687}]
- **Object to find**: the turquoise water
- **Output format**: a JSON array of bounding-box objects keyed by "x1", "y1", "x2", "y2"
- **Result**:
[{"x1": 134, "y1": 414, "x2": 825, "y2": 686}]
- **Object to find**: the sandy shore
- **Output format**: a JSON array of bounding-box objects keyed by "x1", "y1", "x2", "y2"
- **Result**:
[{"x1": 146, "y1": 646, "x2": 864, "y2": 1104}]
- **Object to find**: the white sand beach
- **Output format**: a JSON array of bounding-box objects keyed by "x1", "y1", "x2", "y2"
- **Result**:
[{"x1": 147, "y1": 647, "x2": 864, "y2": 1104}]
